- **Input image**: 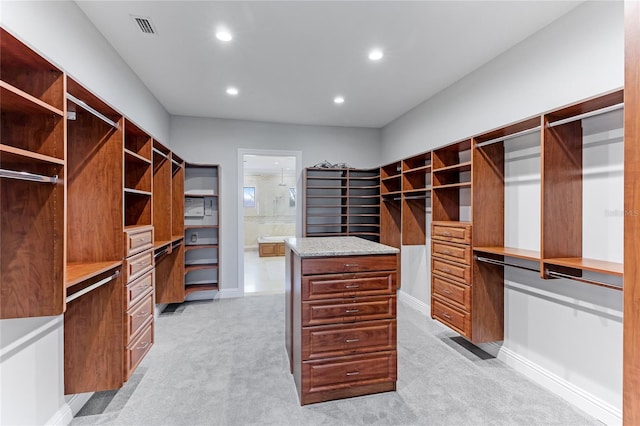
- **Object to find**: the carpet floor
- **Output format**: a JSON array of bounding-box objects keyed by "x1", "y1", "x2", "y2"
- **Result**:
[{"x1": 71, "y1": 294, "x2": 599, "y2": 425}]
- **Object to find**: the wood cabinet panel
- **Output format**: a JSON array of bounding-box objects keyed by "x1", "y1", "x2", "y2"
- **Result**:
[
  {"x1": 125, "y1": 322, "x2": 154, "y2": 380},
  {"x1": 126, "y1": 269, "x2": 154, "y2": 309},
  {"x1": 432, "y1": 275, "x2": 471, "y2": 311},
  {"x1": 302, "y1": 320, "x2": 396, "y2": 360},
  {"x1": 432, "y1": 299, "x2": 470, "y2": 338},
  {"x1": 125, "y1": 248, "x2": 154, "y2": 283},
  {"x1": 126, "y1": 291, "x2": 153, "y2": 340},
  {"x1": 432, "y1": 259, "x2": 471, "y2": 284},
  {"x1": 302, "y1": 271, "x2": 396, "y2": 300},
  {"x1": 432, "y1": 241, "x2": 471, "y2": 265},
  {"x1": 302, "y1": 254, "x2": 396, "y2": 275},
  {"x1": 432, "y1": 222, "x2": 472, "y2": 244},
  {"x1": 302, "y1": 296, "x2": 396, "y2": 326}
]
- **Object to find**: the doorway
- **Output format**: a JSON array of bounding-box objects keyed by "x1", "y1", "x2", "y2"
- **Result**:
[{"x1": 237, "y1": 149, "x2": 301, "y2": 295}]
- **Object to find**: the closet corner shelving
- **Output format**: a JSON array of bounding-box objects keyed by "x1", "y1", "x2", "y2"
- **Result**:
[
  {"x1": 184, "y1": 163, "x2": 220, "y2": 298},
  {"x1": 402, "y1": 151, "x2": 431, "y2": 245},
  {"x1": 0, "y1": 27, "x2": 65, "y2": 319}
]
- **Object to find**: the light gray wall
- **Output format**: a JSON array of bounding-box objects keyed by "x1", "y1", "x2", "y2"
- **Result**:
[
  {"x1": 170, "y1": 116, "x2": 381, "y2": 297},
  {"x1": 381, "y1": 1, "x2": 624, "y2": 421},
  {"x1": 0, "y1": 1, "x2": 171, "y2": 424}
]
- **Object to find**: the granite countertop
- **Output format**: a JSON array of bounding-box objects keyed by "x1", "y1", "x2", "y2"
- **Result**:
[{"x1": 284, "y1": 236, "x2": 399, "y2": 257}]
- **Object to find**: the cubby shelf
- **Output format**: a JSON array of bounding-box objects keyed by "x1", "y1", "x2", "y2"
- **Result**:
[{"x1": 473, "y1": 247, "x2": 540, "y2": 262}]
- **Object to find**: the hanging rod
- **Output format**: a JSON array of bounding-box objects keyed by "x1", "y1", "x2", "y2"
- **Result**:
[
  {"x1": 171, "y1": 159, "x2": 181, "y2": 167},
  {"x1": 154, "y1": 247, "x2": 170, "y2": 259},
  {"x1": 475, "y1": 126, "x2": 541, "y2": 149},
  {"x1": 172, "y1": 240, "x2": 182, "y2": 249},
  {"x1": 0, "y1": 168, "x2": 58, "y2": 184},
  {"x1": 66, "y1": 93, "x2": 119, "y2": 129},
  {"x1": 547, "y1": 103, "x2": 624, "y2": 128},
  {"x1": 66, "y1": 271, "x2": 120, "y2": 303},
  {"x1": 152, "y1": 147, "x2": 169, "y2": 159},
  {"x1": 546, "y1": 270, "x2": 623, "y2": 291},
  {"x1": 403, "y1": 195, "x2": 431, "y2": 200},
  {"x1": 475, "y1": 255, "x2": 540, "y2": 273}
]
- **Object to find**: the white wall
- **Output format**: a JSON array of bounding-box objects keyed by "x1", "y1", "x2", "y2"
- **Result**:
[
  {"x1": 382, "y1": 1, "x2": 624, "y2": 423},
  {"x1": 0, "y1": 1, "x2": 171, "y2": 424},
  {"x1": 170, "y1": 116, "x2": 381, "y2": 297}
]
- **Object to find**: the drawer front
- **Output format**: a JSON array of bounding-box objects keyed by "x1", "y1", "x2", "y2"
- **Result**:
[
  {"x1": 126, "y1": 321, "x2": 154, "y2": 378},
  {"x1": 302, "y1": 351, "x2": 396, "y2": 393},
  {"x1": 432, "y1": 241, "x2": 471, "y2": 265},
  {"x1": 432, "y1": 223, "x2": 471, "y2": 244},
  {"x1": 302, "y1": 320, "x2": 396, "y2": 360},
  {"x1": 125, "y1": 249, "x2": 154, "y2": 283},
  {"x1": 126, "y1": 291, "x2": 154, "y2": 341},
  {"x1": 302, "y1": 255, "x2": 397, "y2": 275},
  {"x1": 302, "y1": 296, "x2": 396, "y2": 326},
  {"x1": 432, "y1": 299, "x2": 470, "y2": 338},
  {"x1": 302, "y1": 272, "x2": 396, "y2": 300},
  {"x1": 126, "y1": 269, "x2": 154, "y2": 309},
  {"x1": 432, "y1": 259, "x2": 471, "y2": 284},
  {"x1": 432, "y1": 275, "x2": 471, "y2": 311},
  {"x1": 125, "y1": 227, "x2": 154, "y2": 257}
]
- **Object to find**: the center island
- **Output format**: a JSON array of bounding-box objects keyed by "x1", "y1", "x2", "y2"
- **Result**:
[{"x1": 284, "y1": 236, "x2": 400, "y2": 405}]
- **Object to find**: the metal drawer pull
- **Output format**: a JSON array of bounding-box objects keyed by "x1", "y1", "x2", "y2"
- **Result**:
[
  {"x1": 345, "y1": 338, "x2": 360, "y2": 343},
  {"x1": 442, "y1": 313, "x2": 452, "y2": 320},
  {"x1": 345, "y1": 309, "x2": 359, "y2": 313},
  {"x1": 344, "y1": 263, "x2": 359, "y2": 270},
  {"x1": 345, "y1": 284, "x2": 359, "y2": 289},
  {"x1": 442, "y1": 231, "x2": 452, "y2": 236},
  {"x1": 442, "y1": 289, "x2": 452, "y2": 294},
  {"x1": 134, "y1": 260, "x2": 149, "y2": 266},
  {"x1": 440, "y1": 268, "x2": 451, "y2": 273},
  {"x1": 135, "y1": 341, "x2": 150, "y2": 350},
  {"x1": 441, "y1": 250, "x2": 452, "y2": 255},
  {"x1": 346, "y1": 371, "x2": 360, "y2": 376},
  {"x1": 135, "y1": 311, "x2": 149, "y2": 318},
  {"x1": 136, "y1": 237, "x2": 147, "y2": 242}
]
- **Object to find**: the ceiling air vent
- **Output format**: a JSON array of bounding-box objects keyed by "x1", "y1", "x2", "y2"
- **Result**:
[{"x1": 132, "y1": 15, "x2": 156, "y2": 35}]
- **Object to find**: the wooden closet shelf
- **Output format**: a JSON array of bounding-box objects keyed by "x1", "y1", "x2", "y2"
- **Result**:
[
  {"x1": 432, "y1": 182, "x2": 471, "y2": 190},
  {"x1": 124, "y1": 148, "x2": 152, "y2": 165},
  {"x1": 0, "y1": 81, "x2": 64, "y2": 116},
  {"x1": 184, "y1": 244, "x2": 218, "y2": 251},
  {"x1": 185, "y1": 264, "x2": 219, "y2": 274},
  {"x1": 403, "y1": 165, "x2": 432, "y2": 174},
  {"x1": 432, "y1": 161, "x2": 472, "y2": 174},
  {"x1": 381, "y1": 175, "x2": 401, "y2": 181},
  {"x1": 185, "y1": 283, "x2": 218, "y2": 295},
  {"x1": 154, "y1": 240, "x2": 172, "y2": 250},
  {"x1": 124, "y1": 188, "x2": 152, "y2": 196},
  {"x1": 184, "y1": 225, "x2": 218, "y2": 229},
  {"x1": 473, "y1": 246, "x2": 540, "y2": 261},
  {"x1": 65, "y1": 261, "x2": 122, "y2": 288},
  {"x1": 544, "y1": 257, "x2": 623, "y2": 276},
  {"x1": 0, "y1": 144, "x2": 65, "y2": 166}
]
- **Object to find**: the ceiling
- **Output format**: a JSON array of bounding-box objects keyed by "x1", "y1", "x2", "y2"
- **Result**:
[{"x1": 76, "y1": 1, "x2": 582, "y2": 128}]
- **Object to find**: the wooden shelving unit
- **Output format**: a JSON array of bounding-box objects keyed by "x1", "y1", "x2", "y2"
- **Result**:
[
  {"x1": 402, "y1": 152, "x2": 431, "y2": 245},
  {"x1": 303, "y1": 168, "x2": 380, "y2": 241},
  {"x1": 64, "y1": 76, "x2": 125, "y2": 393},
  {"x1": 432, "y1": 139, "x2": 472, "y2": 223},
  {"x1": 0, "y1": 28, "x2": 65, "y2": 319},
  {"x1": 184, "y1": 163, "x2": 220, "y2": 298}
]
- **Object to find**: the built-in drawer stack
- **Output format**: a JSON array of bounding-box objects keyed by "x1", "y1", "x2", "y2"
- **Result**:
[
  {"x1": 123, "y1": 225, "x2": 155, "y2": 379},
  {"x1": 431, "y1": 221, "x2": 472, "y2": 339},
  {"x1": 298, "y1": 254, "x2": 397, "y2": 405}
]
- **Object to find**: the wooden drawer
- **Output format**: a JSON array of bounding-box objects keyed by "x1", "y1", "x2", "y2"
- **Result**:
[
  {"x1": 126, "y1": 321, "x2": 154, "y2": 379},
  {"x1": 302, "y1": 320, "x2": 396, "y2": 360},
  {"x1": 432, "y1": 222, "x2": 471, "y2": 245},
  {"x1": 124, "y1": 226, "x2": 154, "y2": 257},
  {"x1": 432, "y1": 241, "x2": 471, "y2": 265},
  {"x1": 302, "y1": 271, "x2": 396, "y2": 301},
  {"x1": 302, "y1": 296, "x2": 396, "y2": 326},
  {"x1": 125, "y1": 249, "x2": 154, "y2": 283},
  {"x1": 126, "y1": 269, "x2": 154, "y2": 309},
  {"x1": 432, "y1": 258, "x2": 471, "y2": 284},
  {"x1": 432, "y1": 275, "x2": 470, "y2": 312},
  {"x1": 432, "y1": 299, "x2": 470, "y2": 338},
  {"x1": 302, "y1": 255, "x2": 397, "y2": 275},
  {"x1": 126, "y1": 291, "x2": 154, "y2": 341},
  {"x1": 302, "y1": 351, "x2": 397, "y2": 395}
]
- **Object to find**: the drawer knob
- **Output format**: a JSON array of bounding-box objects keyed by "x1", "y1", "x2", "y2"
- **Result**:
[
  {"x1": 345, "y1": 338, "x2": 360, "y2": 343},
  {"x1": 346, "y1": 371, "x2": 360, "y2": 376},
  {"x1": 345, "y1": 309, "x2": 359, "y2": 314},
  {"x1": 135, "y1": 341, "x2": 150, "y2": 350},
  {"x1": 345, "y1": 284, "x2": 359, "y2": 289}
]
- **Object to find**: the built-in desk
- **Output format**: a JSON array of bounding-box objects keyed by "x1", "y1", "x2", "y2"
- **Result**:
[{"x1": 285, "y1": 236, "x2": 399, "y2": 405}]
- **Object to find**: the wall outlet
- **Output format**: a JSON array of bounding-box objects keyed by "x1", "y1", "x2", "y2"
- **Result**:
[{"x1": 191, "y1": 232, "x2": 198, "y2": 243}]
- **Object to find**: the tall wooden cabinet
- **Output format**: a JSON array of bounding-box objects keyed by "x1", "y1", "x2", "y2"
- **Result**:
[
  {"x1": 184, "y1": 163, "x2": 221, "y2": 298},
  {"x1": 0, "y1": 27, "x2": 66, "y2": 319},
  {"x1": 303, "y1": 168, "x2": 381, "y2": 242}
]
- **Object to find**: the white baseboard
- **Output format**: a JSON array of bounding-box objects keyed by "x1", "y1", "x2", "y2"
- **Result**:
[
  {"x1": 480, "y1": 342, "x2": 622, "y2": 426},
  {"x1": 397, "y1": 289, "x2": 429, "y2": 315},
  {"x1": 219, "y1": 288, "x2": 243, "y2": 299},
  {"x1": 47, "y1": 392, "x2": 93, "y2": 426}
]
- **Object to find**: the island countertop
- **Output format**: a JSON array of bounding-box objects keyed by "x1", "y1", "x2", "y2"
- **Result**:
[{"x1": 285, "y1": 236, "x2": 399, "y2": 257}]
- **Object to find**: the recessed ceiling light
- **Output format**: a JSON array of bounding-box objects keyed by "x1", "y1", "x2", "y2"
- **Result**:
[
  {"x1": 226, "y1": 87, "x2": 239, "y2": 96},
  {"x1": 368, "y1": 49, "x2": 383, "y2": 61},
  {"x1": 216, "y1": 31, "x2": 233, "y2": 42},
  {"x1": 334, "y1": 96, "x2": 345, "y2": 104}
]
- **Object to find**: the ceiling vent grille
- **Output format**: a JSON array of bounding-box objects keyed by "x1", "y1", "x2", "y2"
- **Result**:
[{"x1": 132, "y1": 15, "x2": 156, "y2": 35}]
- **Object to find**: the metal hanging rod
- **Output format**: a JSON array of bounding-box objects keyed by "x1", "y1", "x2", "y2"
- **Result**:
[
  {"x1": 403, "y1": 195, "x2": 431, "y2": 200},
  {"x1": 154, "y1": 247, "x2": 170, "y2": 259},
  {"x1": 172, "y1": 240, "x2": 182, "y2": 249},
  {"x1": 475, "y1": 126, "x2": 541, "y2": 149},
  {"x1": 66, "y1": 271, "x2": 120, "y2": 303},
  {"x1": 171, "y1": 159, "x2": 182, "y2": 167},
  {"x1": 0, "y1": 168, "x2": 58, "y2": 184},
  {"x1": 152, "y1": 147, "x2": 169, "y2": 159},
  {"x1": 546, "y1": 270, "x2": 623, "y2": 291},
  {"x1": 547, "y1": 103, "x2": 624, "y2": 128},
  {"x1": 475, "y1": 255, "x2": 540, "y2": 273},
  {"x1": 66, "y1": 93, "x2": 119, "y2": 129}
]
